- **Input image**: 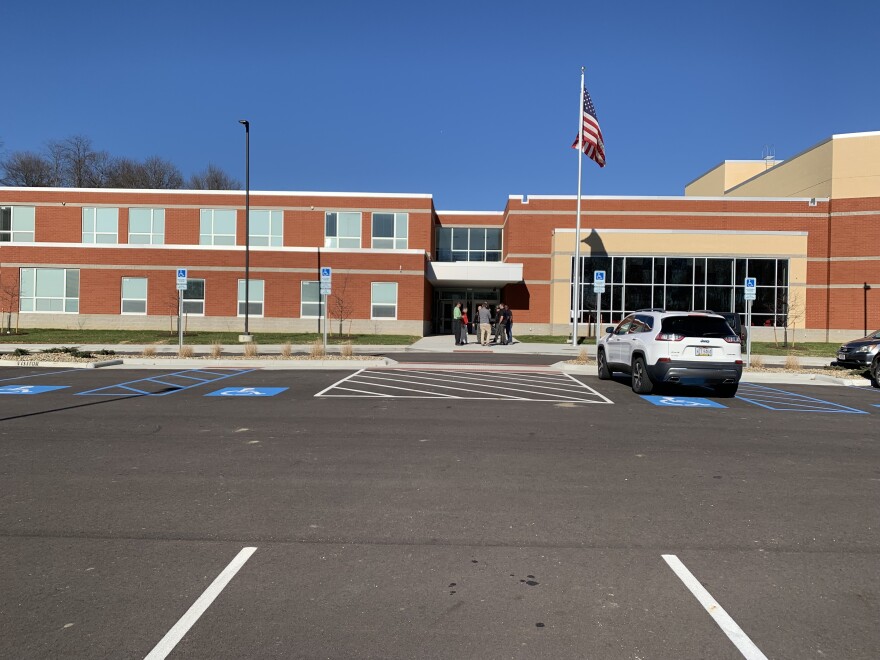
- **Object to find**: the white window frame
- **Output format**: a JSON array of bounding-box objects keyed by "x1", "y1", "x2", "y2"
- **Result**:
[
  {"x1": 182, "y1": 278, "x2": 205, "y2": 316},
  {"x1": 82, "y1": 207, "x2": 119, "y2": 244},
  {"x1": 199, "y1": 209, "x2": 237, "y2": 246},
  {"x1": 121, "y1": 277, "x2": 148, "y2": 315},
  {"x1": 248, "y1": 209, "x2": 283, "y2": 246},
  {"x1": 0, "y1": 206, "x2": 35, "y2": 242},
  {"x1": 371, "y1": 212, "x2": 408, "y2": 249},
  {"x1": 300, "y1": 281, "x2": 324, "y2": 318},
  {"x1": 19, "y1": 268, "x2": 80, "y2": 313},
  {"x1": 371, "y1": 282, "x2": 398, "y2": 320},
  {"x1": 237, "y1": 279, "x2": 265, "y2": 317},
  {"x1": 128, "y1": 208, "x2": 165, "y2": 244},
  {"x1": 325, "y1": 211, "x2": 361, "y2": 248}
]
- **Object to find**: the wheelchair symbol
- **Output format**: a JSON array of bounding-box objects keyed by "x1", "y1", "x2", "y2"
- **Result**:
[
  {"x1": 659, "y1": 397, "x2": 711, "y2": 407},
  {"x1": 0, "y1": 386, "x2": 35, "y2": 394},
  {"x1": 220, "y1": 388, "x2": 264, "y2": 396}
]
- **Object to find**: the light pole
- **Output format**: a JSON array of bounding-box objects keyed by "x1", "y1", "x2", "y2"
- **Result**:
[{"x1": 239, "y1": 119, "x2": 251, "y2": 341}]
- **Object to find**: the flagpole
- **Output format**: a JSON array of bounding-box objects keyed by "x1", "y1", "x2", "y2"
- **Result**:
[{"x1": 572, "y1": 67, "x2": 585, "y2": 347}]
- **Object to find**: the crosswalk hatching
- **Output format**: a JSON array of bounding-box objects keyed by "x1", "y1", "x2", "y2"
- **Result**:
[{"x1": 315, "y1": 367, "x2": 612, "y2": 403}]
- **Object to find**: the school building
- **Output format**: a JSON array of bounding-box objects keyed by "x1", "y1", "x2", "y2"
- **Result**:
[{"x1": 1, "y1": 131, "x2": 878, "y2": 342}]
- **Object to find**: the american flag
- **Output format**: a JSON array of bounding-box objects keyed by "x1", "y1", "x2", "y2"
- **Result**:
[{"x1": 572, "y1": 85, "x2": 605, "y2": 167}]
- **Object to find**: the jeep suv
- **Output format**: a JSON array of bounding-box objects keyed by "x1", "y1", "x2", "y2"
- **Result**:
[{"x1": 597, "y1": 311, "x2": 743, "y2": 396}]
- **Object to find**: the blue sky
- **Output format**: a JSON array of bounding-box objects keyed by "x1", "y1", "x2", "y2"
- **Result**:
[{"x1": 2, "y1": 0, "x2": 878, "y2": 210}]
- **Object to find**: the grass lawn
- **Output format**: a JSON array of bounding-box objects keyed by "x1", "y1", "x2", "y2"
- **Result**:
[
  {"x1": 749, "y1": 341, "x2": 840, "y2": 358},
  {"x1": 0, "y1": 328, "x2": 418, "y2": 346}
]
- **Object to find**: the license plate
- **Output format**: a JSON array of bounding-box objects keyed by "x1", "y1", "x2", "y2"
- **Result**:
[
  {"x1": 838, "y1": 353, "x2": 846, "y2": 360},
  {"x1": 695, "y1": 347, "x2": 713, "y2": 356}
]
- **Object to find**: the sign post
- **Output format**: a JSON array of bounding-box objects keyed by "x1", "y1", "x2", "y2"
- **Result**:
[
  {"x1": 320, "y1": 267, "x2": 332, "y2": 352},
  {"x1": 176, "y1": 269, "x2": 188, "y2": 351},
  {"x1": 593, "y1": 270, "x2": 606, "y2": 345},
  {"x1": 744, "y1": 277, "x2": 757, "y2": 367}
]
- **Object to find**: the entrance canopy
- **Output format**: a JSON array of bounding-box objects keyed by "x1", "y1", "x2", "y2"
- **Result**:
[{"x1": 427, "y1": 261, "x2": 523, "y2": 289}]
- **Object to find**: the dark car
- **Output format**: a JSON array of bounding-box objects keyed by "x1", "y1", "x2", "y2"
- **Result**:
[
  {"x1": 694, "y1": 310, "x2": 746, "y2": 348},
  {"x1": 836, "y1": 330, "x2": 880, "y2": 387}
]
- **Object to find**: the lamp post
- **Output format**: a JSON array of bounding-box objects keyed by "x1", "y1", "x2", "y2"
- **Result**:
[
  {"x1": 864, "y1": 282, "x2": 871, "y2": 336},
  {"x1": 238, "y1": 119, "x2": 251, "y2": 341}
]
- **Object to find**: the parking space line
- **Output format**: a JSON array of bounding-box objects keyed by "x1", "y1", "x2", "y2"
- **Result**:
[
  {"x1": 399, "y1": 369, "x2": 594, "y2": 396},
  {"x1": 76, "y1": 368, "x2": 255, "y2": 396},
  {"x1": 0, "y1": 368, "x2": 85, "y2": 383},
  {"x1": 356, "y1": 371, "x2": 577, "y2": 400},
  {"x1": 662, "y1": 554, "x2": 768, "y2": 660},
  {"x1": 144, "y1": 546, "x2": 257, "y2": 660},
  {"x1": 737, "y1": 383, "x2": 868, "y2": 414}
]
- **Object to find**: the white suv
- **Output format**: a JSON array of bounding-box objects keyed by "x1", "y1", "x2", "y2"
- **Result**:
[{"x1": 596, "y1": 310, "x2": 743, "y2": 396}]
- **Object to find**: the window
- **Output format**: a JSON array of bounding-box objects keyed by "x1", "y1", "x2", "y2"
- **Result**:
[
  {"x1": 19, "y1": 268, "x2": 79, "y2": 313},
  {"x1": 249, "y1": 210, "x2": 283, "y2": 246},
  {"x1": 371, "y1": 282, "x2": 398, "y2": 319},
  {"x1": 325, "y1": 211, "x2": 361, "y2": 248},
  {"x1": 183, "y1": 279, "x2": 205, "y2": 315},
  {"x1": 82, "y1": 207, "x2": 119, "y2": 243},
  {"x1": 372, "y1": 212, "x2": 408, "y2": 249},
  {"x1": 572, "y1": 255, "x2": 790, "y2": 326},
  {"x1": 300, "y1": 281, "x2": 324, "y2": 318},
  {"x1": 199, "y1": 209, "x2": 236, "y2": 245},
  {"x1": 121, "y1": 277, "x2": 148, "y2": 314},
  {"x1": 435, "y1": 227, "x2": 502, "y2": 261},
  {"x1": 128, "y1": 208, "x2": 165, "y2": 244},
  {"x1": 0, "y1": 206, "x2": 35, "y2": 242},
  {"x1": 237, "y1": 279, "x2": 264, "y2": 317}
]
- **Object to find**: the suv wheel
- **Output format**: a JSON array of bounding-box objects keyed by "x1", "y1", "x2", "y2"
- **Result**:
[
  {"x1": 597, "y1": 349, "x2": 611, "y2": 380},
  {"x1": 631, "y1": 356, "x2": 654, "y2": 394},
  {"x1": 871, "y1": 356, "x2": 880, "y2": 388},
  {"x1": 714, "y1": 383, "x2": 738, "y2": 398}
]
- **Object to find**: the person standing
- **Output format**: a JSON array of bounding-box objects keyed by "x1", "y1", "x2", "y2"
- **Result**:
[
  {"x1": 494, "y1": 304, "x2": 508, "y2": 344},
  {"x1": 478, "y1": 302, "x2": 492, "y2": 345},
  {"x1": 452, "y1": 302, "x2": 462, "y2": 346},
  {"x1": 505, "y1": 305, "x2": 514, "y2": 344},
  {"x1": 498, "y1": 304, "x2": 512, "y2": 345},
  {"x1": 460, "y1": 307, "x2": 469, "y2": 345}
]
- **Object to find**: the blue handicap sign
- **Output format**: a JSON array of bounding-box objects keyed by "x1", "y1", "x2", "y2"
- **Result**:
[
  {"x1": 0, "y1": 385, "x2": 69, "y2": 395},
  {"x1": 642, "y1": 395, "x2": 727, "y2": 408},
  {"x1": 206, "y1": 387, "x2": 288, "y2": 397}
]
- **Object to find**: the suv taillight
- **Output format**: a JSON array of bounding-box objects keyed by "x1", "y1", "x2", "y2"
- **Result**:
[
  {"x1": 723, "y1": 335, "x2": 740, "y2": 344},
  {"x1": 656, "y1": 332, "x2": 684, "y2": 341}
]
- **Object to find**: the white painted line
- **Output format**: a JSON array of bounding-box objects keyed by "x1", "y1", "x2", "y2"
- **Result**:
[
  {"x1": 314, "y1": 369, "x2": 364, "y2": 397},
  {"x1": 561, "y1": 372, "x2": 614, "y2": 404},
  {"x1": 144, "y1": 546, "x2": 257, "y2": 660},
  {"x1": 662, "y1": 554, "x2": 768, "y2": 660},
  {"x1": 353, "y1": 372, "x2": 531, "y2": 399},
  {"x1": 358, "y1": 370, "x2": 594, "y2": 401}
]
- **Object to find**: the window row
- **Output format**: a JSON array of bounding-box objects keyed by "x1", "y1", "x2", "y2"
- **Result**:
[
  {"x1": 2, "y1": 206, "x2": 413, "y2": 249},
  {"x1": 435, "y1": 227, "x2": 502, "y2": 262},
  {"x1": 18, "y1": 268, "x2": 399, "y2": 320},
  {"x1": 570, "y1": 256, "x2": 791, "y2": 326}
]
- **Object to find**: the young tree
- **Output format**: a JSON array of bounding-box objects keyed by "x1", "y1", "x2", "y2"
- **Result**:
[
  {"x1": 0, "y1": 276, "x2": 21, "y2": 334},
  {"x1": 329, "y1": 271, "x2": 356, "y2": 337}
]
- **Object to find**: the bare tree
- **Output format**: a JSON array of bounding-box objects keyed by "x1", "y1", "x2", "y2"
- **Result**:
[
  {"x1": 329, "y1": 271, "x2": 356, "y2": 336},
  {"x1": 0, "y1": 151, "x2": 59, "y2": 186},
  {"x1": 141, "y1": 156, "x2": 184, "y2": 189},
  {"x1": 0, "y1": 276, "x2": 21, "y2": 334},
  {"x1": 47, "y1": 135, "x2": 112, "y2": 187},
  {"x1": 187, "y1": 164, "x2": 241, "y2": 190}
]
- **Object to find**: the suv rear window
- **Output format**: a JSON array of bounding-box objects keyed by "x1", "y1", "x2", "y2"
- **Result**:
[{"x1": 661, "y1": 316, "x2": 735, "y2": 338}]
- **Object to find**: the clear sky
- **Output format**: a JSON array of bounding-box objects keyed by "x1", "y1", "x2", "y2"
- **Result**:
[{"x1": 2, "y1": 0, "x2": 878, "y2": 210}]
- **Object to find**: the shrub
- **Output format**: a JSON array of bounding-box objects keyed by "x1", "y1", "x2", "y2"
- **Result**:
[
  {"x1": 341, "y1": 341, "x2": 354, "y2": 358},
  {"x1": 309, "y1": 339, "x2": 325, "y2": 358},
  {"x1": 750, "y1": 355, "x2": 764, "y2": 368},
  {"x1": 280, "y1": 341, "x2": 292, "y2": 358},
  {"x1": 210, "y1": 341, "x2": 223, "y2": 359},
  {"x1": 243, "y1": 342, "x2": 259, "y2": 358},
  {"x1": 12, "y1": 348, "x2": 30, "y2": 357},
  {"x1": 178, "y1": 345, "x2": 194, "y2": 358},
  {"x1": 784, "y1": 354, "x2": 800, "y2": 370},
  {"x1": 142, "y1": 346, "x2": 157, "y2": 357}
]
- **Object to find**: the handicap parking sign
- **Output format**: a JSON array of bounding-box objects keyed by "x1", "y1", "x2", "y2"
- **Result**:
[
  {"x1": 206, "y1": 387, "x2": 288, "y2": 397},
  {"x1": 0, "y1": 385, "x2": 69, "y2": 395},
  {"x1": 642, "y1": 395, "x2": 727, "y2": 408}
]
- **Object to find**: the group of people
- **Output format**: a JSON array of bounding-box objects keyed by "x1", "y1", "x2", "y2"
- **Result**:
[{"x1": 452, "y1": 302, "x2": 513, "y2": 346}]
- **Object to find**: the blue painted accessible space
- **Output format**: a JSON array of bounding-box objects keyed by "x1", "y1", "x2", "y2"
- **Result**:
[
  {"x1": 206, "y1": 387, "x2": 288, "y2": 397},
  {"x1": 0, "y1": 385, "x2": 69, "y2": 395},
  {"x1": 642, "y1": 395, "x2": 727, "y2": 408},
  {"x1": 736, "y1": 383, "x2": 868, "y2": 414}
]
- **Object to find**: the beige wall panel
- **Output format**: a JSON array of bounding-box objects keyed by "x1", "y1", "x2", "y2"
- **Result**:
[
  {"x1": 831, "y1": 134, "x2": 880, "y2": 199},
  {"x1": 685, "y1": 165, "x2": 726, "y2": 196},
  {"x1": 727, "y1": 141, "x2": 833, "y2": 198}
]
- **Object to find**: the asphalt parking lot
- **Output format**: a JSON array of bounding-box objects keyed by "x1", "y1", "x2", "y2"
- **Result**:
[{"x1": 1, "y1": 364, "x2": 878, "y2": 659}]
